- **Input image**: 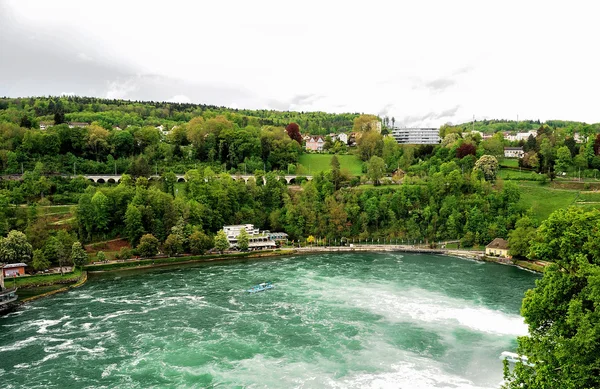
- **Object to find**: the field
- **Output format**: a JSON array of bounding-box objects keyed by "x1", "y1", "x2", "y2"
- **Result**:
[
  {"x1": 516, "y1": 182, "x2": 600, "y2": 221},
  {"x1": 298, "y1": 154, "x2": 363, "y2": 176}
]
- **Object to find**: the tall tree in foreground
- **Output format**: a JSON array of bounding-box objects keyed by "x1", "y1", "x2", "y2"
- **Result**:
[
  {"x1": 0, "y1": 230, "x2": 33, "y2": 266},
  {"x1": 367, "y1": 156, "x2": 385, "y2": 186},
  {"x1": 214, "y1": 230, "x2": 230, "y2": 253},
  {"x1": 473, "y1": 155, "x2": 499, "y2": 182},
  {"x1": 137, "y1": 234, "x2": 159, "y2": 258},
  {"x1": 503, "y1": 207, "x2": 600, "y2": 388},
  {"x1": 237, "y1": 228, "x2": 250, "y2": 251},
  {"x1": 285, "y1": 123, "x2": 302, "y2": 145},
  {"x1": 71, "y1": 242, "x2": 88, "y2": 268}
]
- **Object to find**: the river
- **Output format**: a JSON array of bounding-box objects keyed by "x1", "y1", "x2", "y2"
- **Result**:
[{"x1": 0, "y1": 253, "x2": 538, "y2": 388}]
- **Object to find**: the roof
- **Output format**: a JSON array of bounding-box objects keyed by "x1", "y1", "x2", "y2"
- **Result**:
[
  {"x1": 3, "y1": 263, "x2": 27, "y2": 269},
  {"x1": 486, "y1": 238, "x2": 509, "y2": 250},
  {"x1": 504, "y1": 147, "x2": 523, "y2": 150}
]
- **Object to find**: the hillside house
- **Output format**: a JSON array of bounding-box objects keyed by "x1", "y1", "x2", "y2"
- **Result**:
[
  {"x1": 39, "y1": 121, "x2": 54, "y2": 130},
  {"x1": 337, "y1": 133, "x2": 349, "y2": 144},
  {"x1": 305, "y1": 136, "x2": 325, "y2": 152},
  {"x1": 486, "y1": 238, "x2": 510, "y2": 258},
  {"x1": 504, "y1": 147, "x2": 524, "y2": 158}
]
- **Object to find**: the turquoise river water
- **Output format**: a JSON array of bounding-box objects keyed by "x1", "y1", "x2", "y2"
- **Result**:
[{"x1": 0, "y1": 253, "x2": 538, "y2": 388}]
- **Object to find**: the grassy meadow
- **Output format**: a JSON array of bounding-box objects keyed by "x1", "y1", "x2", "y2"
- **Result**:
[{"x1": 298, "y1": 154, "x2": 363, "y2": 176}]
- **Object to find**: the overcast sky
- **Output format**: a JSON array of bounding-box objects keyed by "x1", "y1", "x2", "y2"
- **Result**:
[{"x1": 1, "y1": 0, "x2": 599, "y2": 127}]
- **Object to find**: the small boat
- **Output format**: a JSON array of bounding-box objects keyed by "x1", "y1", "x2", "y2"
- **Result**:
[
  {"x1": 500, "y1": 351, "x2": 534, "y2": 367},
  {"x1": 247, "y1": 282, "x2": 274, "y2": 293}
]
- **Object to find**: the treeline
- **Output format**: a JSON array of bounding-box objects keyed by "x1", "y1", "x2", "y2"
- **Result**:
[
  {"x1": 0, "y1": 96, "x2": 359, "y2": 135},
  {"x1": 0, "y1": 115, "x2": 302, "y2": 175},
  {"x1": 443, "y1": 119, "x2": 600, "y2": 136}
]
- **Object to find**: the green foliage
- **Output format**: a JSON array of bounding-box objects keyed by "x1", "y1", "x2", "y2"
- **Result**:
[
  {"x1": 297, "y1": 154, "x2": 363, "y2": 176},
  {"x1": 164, "y1": 233, "x2": 184, "y2": 256},
  {"x1": 137, "y1": 234, "x2": 159, "y2": 258},
  {"x1": 366, "y1": 156, "x2": 385, "y2": 185},
  {"x1": 96, "y1": 251, "x2": 106, "y2": 262},
  {"x1": 214, "y1": 230, "x2": 230, "y2": 253},
  {"x1": 508, "y1": 216, "x2": 536, "y2": 258},
  {"x1": 504, "y1": 207, "x2": 600, "y2": 388},
  {"x1": 125, "y1": 204, "x2": 144, "y2": 246},
  {"x1": 237, "y1": 228, "x2": 250, "y2": 251},
  {"x1": 70, "y1": 241, "x2": 88, "y2": 268},
  {"x1": 32, "y1": 249, "x2": 50, "y2": 271},
  {"x1": 189, "y1": 231, "x2": 213, "y2": 255},
  {"x1": 473, "y1": 155, "x2": 499, "y2": 181},
  {"x1": 0, "y1": 230, "x2": 33, "y2": 265}
]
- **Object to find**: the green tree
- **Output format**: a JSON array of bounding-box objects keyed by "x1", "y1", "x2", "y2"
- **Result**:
[
  {"x1": 71, "y1": 242, "x2": 88, "y2": 268},
  {"x1": 555, "y1": 145, "x2": 572, "y2": 173},
  {"x1": 96, "y1": 251, "x2": 106, "y2": 263},
  {"x1": 473, "y1": 155, "x2": 499, "y2": 181},
  {"x1": 0, "y1": 230, "x2": 33, "y2": 266},
  {"x1": 504, "y1": 207, "x2": 600, "y2": 388},
  {"x1": 214, "y1": 230, "x2": 230, "y2": 253},
  {"x1": 367, "y1": 156, "x2": 385, "y2": 186},
  {"x1": 330, "y1": 155, "x2": 341, "y2": 190},
  {"x1": 507, "y1": 216, "x2": 536, "y2": 258},
  {"x1": 189, "y1": 231, "x2": 213, "y2": 255},
  {"x1": 137, "y1": 234, "x2": 159, "y2": 258},
  {"x1": 357, "y1": 131, "x2": 384, "y2": 161},
  {"x1": 237, "y1": 228, "x2": 250, "y2": 251},
  {"x1": 125, "y1": 204, "x2": 144, "y2": 246},
  {"x1": 91, "y1": 191, "x2": 110, "y2": 233},
  {"x1": 164, "y1": 233, "x2": 184, "y2": 256},
  {"x1": 32, "y1": 249, "x2": 50, "y2": 271},
  {"x1": 162, "y1": 171, "x2": 177, "y2": 196}
]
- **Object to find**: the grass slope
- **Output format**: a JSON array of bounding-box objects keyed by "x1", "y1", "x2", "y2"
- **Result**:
[
  {"x1": 516, "y1": 182, "x2": 600, "y2": 221},
  {"x1": 298, "y1": 154, "x2": 363, "y2": 176}
]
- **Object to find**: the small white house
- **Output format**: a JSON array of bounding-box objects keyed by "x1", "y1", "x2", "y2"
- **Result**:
[
  {"x1": 337, "y1": 133, "x2": 349, "y2": 144},
  {"x1": 504, "y1": 147, "x2": 524, "y2": 158}
]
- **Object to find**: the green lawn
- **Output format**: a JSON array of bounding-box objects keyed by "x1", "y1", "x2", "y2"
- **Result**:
[
  {"x1": 517, "y1": 182, "x2": 580, "y2": 221},
  {"x1": 499, "y1": 168, "x2": 541, "y2": 181},
  {"x1": 9, "y1": 268, "x2": 83, "y2": 289},
  {"x1": 500, "y1": 159, "x2": 520, "y2": 168},
  {"x1": 298, "y1": 154, "x2": 363, "y2": 176}
]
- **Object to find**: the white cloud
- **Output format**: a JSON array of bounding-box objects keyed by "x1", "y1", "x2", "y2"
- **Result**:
[
  {"x1": 167, "y1": 95, "x2": 191, "y2": 104},
  {"x1": 3, "y1": 0, "x2": 600, "y2": 126},
  {"x1": 76, "y1": 52, "x2": 92, "y2": 62}
]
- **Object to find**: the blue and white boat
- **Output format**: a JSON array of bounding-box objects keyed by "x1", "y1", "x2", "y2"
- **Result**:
[{"x1": 247, "y1": 282, "x2": 274, "y2": 293}]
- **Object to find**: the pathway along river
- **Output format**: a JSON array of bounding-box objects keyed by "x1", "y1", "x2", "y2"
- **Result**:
[{"x1": 0, "y1": 253, "x2": 538, "y2": 388}]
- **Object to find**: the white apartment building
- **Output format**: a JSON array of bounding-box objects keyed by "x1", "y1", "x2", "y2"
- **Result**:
[
  {"x1": 391, "y1": 128, "x2": 441, "y2": 144},
  {"x1": 222, "y1": 224, "x2": 276, "y2": 249}
]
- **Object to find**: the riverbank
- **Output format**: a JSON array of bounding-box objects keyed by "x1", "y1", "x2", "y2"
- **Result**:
[{"x1": 83, "y1": 249, "x2": 296, "y2": 273}]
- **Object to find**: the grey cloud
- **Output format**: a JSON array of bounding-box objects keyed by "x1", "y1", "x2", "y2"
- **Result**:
[
  {"x1": 400, "y1": 105, "x2": 461, "y2": 126},
  {"x1": 377, "y1": 104, "x2": 394, "y2": 117},
  {"x1": 0, "y1": 4, "x2": 259, "y2": 108},
  {"x1": 267, "y1": 94, "x2": 325, "y2": 111},
  {"x1": 424, "y1": 78, "x2": 456, "y2": 92},
  {"x1": 416, "y1": 65, "x2": 473, "y2": 93}
]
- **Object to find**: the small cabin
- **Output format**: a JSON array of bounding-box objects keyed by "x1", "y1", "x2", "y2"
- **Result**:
[
  {"x1": 486, "y1": 238, "x2": 510, "y2": 258},
  {"x1": 2, "y1": 263, "x2": 27, "y2": 277}
]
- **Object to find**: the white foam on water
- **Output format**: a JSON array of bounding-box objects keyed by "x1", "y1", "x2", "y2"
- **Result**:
[
  {"x1": 101, "y1": 363, "x2": 118, "y2": 378},
  {"x1": 27, "y1": 315, "x2": 70, "y2": 334},
  {"x1": 328, "y1": 361, "x2": 495, "y2": 389},
  {"x1": 308, "y1": 279, "x2": 527, "y2": 337}
]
